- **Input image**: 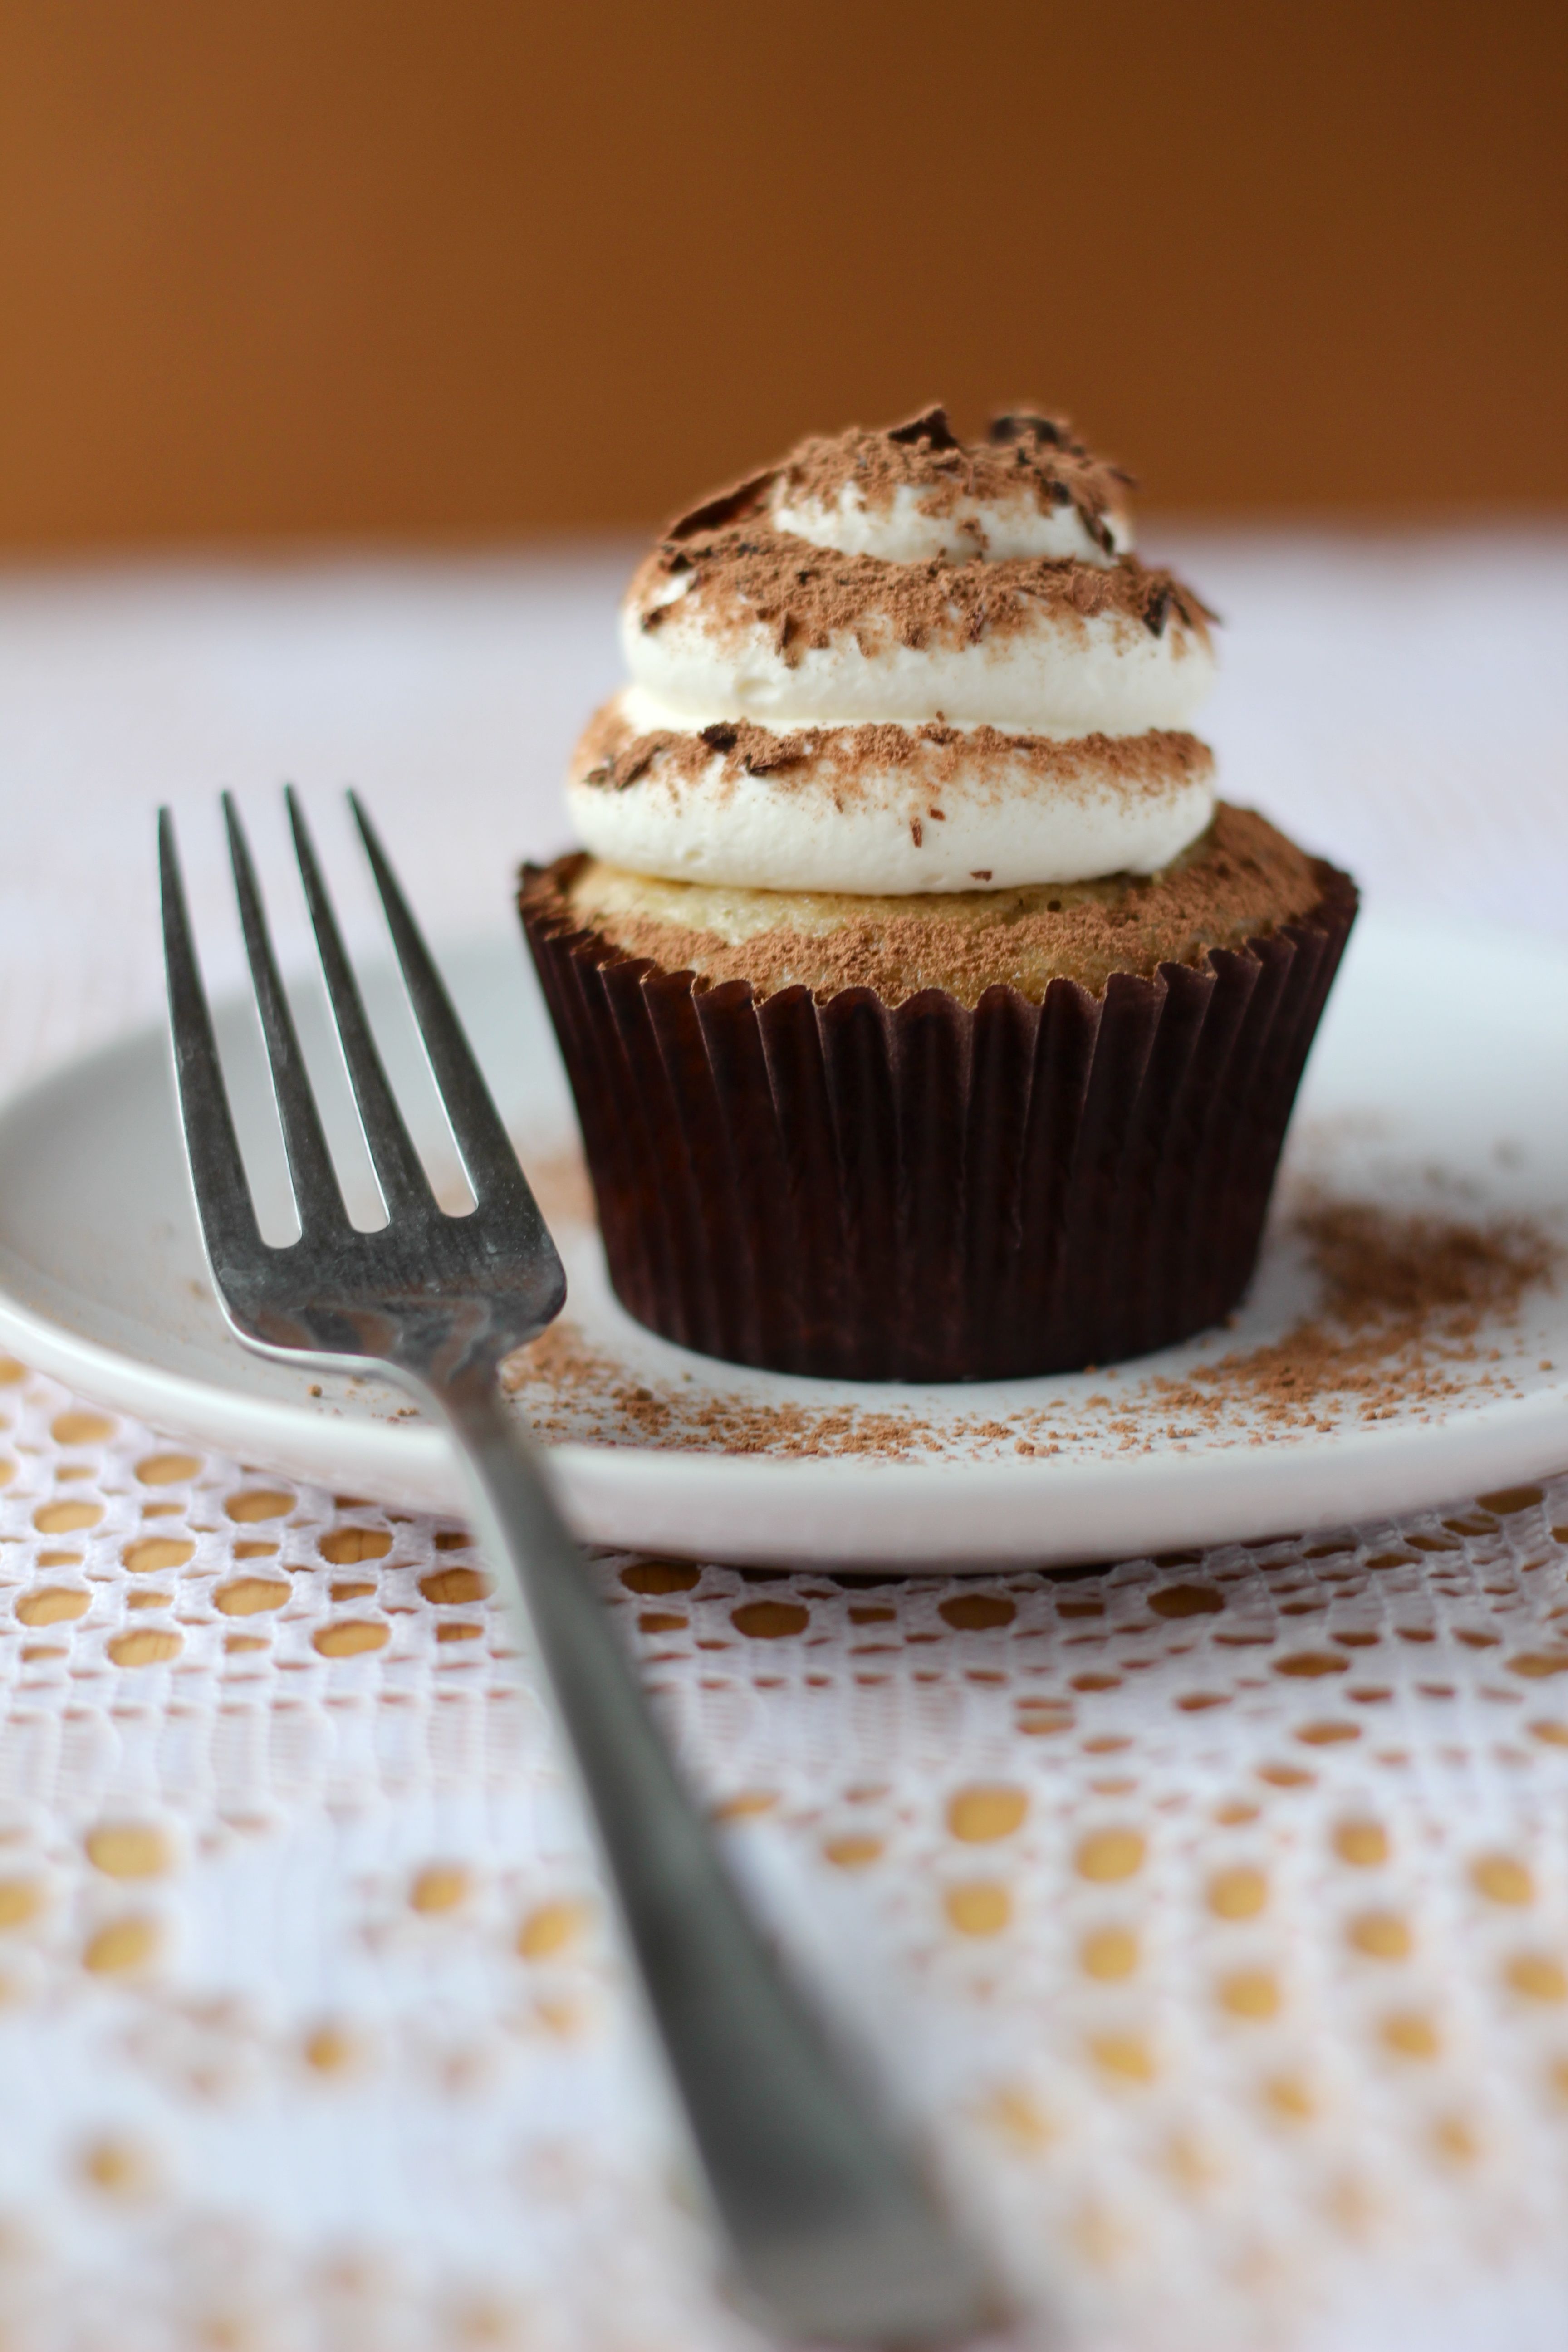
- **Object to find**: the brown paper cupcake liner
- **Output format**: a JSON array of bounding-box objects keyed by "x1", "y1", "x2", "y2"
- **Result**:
[{"x1": 519, "y1": 856, "x2": 1358, "y2": 1382}]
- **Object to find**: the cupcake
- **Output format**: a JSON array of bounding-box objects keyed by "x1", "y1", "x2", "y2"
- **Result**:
[{"x1": 521, "y1": 407, "x2": 1356, "y2": 1380}]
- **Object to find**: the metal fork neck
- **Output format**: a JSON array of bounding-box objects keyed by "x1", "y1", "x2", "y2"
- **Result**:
[{"x1": 427, "y1": 1384, "x2": 993, "y2": 2345}]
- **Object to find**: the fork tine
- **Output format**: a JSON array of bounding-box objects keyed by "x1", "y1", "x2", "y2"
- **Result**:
[
  {"x1": 348, "y1": 791, "x2": 524, "y2": 1206},
  {"x1": 222, "y1": 794, "x2": 348, "y2": 1233},
  {"x1": 285, "y1": 789, "x2": 434, "y2": 1222},
  {"x1": 159, "y1": 808, "x2": 264, "y2": 1264}
]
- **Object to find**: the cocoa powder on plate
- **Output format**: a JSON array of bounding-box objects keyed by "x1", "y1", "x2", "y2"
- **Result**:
[{"x1": 500, "y1": 1191, "x2": 1561, "y2": 1462}]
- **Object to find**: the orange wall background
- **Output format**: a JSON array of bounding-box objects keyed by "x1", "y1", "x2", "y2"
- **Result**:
[{"x1": 0, "y1": 0, "x2": 1563, "y2": 547}]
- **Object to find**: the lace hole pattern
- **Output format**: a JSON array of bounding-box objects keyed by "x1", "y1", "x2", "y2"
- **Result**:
[{"x1": 0, "y1": 1355, "x2": 1567, "y2": 2343}]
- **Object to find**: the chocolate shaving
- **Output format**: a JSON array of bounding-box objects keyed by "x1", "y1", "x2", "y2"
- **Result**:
[
  {"x1": 989, "y1": 410, "x2": 1067, "y2": 450},
  {"x1": 663, "y1": 467, "x2": 776, "y2": 542},
  {"x1": 885, "y1": 404, "x2": 960, "y2": 449},
  {"x1": 988, "y1": 408, "x2": 1135, "y2": 493},
  {"x1": 583, "y1": 734, "x2": 665, "y2": 792}
]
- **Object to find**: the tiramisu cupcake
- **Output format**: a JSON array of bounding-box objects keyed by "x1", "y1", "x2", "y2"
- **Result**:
[{"x1": 522, "y1": 408, "x2": 1356, "y2": 1379}]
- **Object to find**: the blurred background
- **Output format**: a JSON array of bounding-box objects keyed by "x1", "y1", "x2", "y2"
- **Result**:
[
  {"x1": 0, "y1": 0, "x2": 1562, "y2": 1085},
  {"x1": 1, "y1": 0, "x2": 1563, "y2": 549}
]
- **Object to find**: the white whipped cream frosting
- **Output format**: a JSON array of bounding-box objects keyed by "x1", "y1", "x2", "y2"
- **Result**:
[
  {"x1": 770, "y1": 476, "x2": 1131, "y2": 566},
  {"x1": 568, "y1": 413, "x2": 1219, "y2": 894},
  {"x1": 619, "y1": 595, "x2": 1212, "y2": 735},
  {"x1": 571, "y1": 696, "x2": 1214, "y2": 893}
]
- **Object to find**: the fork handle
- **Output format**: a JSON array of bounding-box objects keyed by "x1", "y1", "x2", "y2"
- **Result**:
[{"x1": 432, "y1": 1374, "x2": 991, "y2": 2347}]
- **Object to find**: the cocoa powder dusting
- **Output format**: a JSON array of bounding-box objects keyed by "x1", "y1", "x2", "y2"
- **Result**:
[
  {"x1": 773, "y1": 407, "x2": 1134, "y2": 553},
  {"x1": 499, "y1": 1188, "x2": 1561, "y2": 1463},
  {"x1": 632, "y1": 527, "x2": 1210, "y2": 664},
  {"x1": 659, "y1": 408, "x2": 1137, "y2": 559},
  {"x1": 1147, "y1": 1202, "x2": 1562, "y2": 1440},
  {"x1": 573, "y1": 701, "x2": 1210, "y2": 805},
  {"x1": 634, "y1": 410, "x2": 1211, "y2": 662}
]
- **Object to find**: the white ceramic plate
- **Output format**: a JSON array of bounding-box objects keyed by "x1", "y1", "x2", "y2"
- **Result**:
[{"x1": 0, "y1": 913, "x2": 1563, "y2": 1568}]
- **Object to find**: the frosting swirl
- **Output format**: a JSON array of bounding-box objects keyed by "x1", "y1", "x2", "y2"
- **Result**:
[{"x1": 568, "y1": 407, "x2": 1220, "y2": 893}]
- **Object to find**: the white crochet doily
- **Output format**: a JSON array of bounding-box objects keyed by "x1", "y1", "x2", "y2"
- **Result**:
[{"x1": 2, "y1": 1368, "x2": 1568, "y2": 2350}]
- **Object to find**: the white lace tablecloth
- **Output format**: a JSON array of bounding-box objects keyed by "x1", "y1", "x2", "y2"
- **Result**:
[{"x1": 0, "y1": 532, "x2": 1565, "y2": 2352}]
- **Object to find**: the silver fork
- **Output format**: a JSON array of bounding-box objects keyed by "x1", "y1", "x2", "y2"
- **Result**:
[{"x1": 158, "y1": 790, "x2": 995, "y2": 2349}]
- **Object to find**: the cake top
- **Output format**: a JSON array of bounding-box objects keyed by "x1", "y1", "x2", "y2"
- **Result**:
[
  {"x1": 667, "y1": 405, "x2": 1136, "y2": 565},
  {"x1": 619, "y1": 406, "x2": 1214, "y2": 734},
  {"x1": 625, "y1": 407, "x2": 1212, "y2": 686}
]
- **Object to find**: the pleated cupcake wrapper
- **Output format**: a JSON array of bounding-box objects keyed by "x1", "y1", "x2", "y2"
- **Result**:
[{"x1": 520, "y1": 859, "x2": 1359, "y2": 1382}]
